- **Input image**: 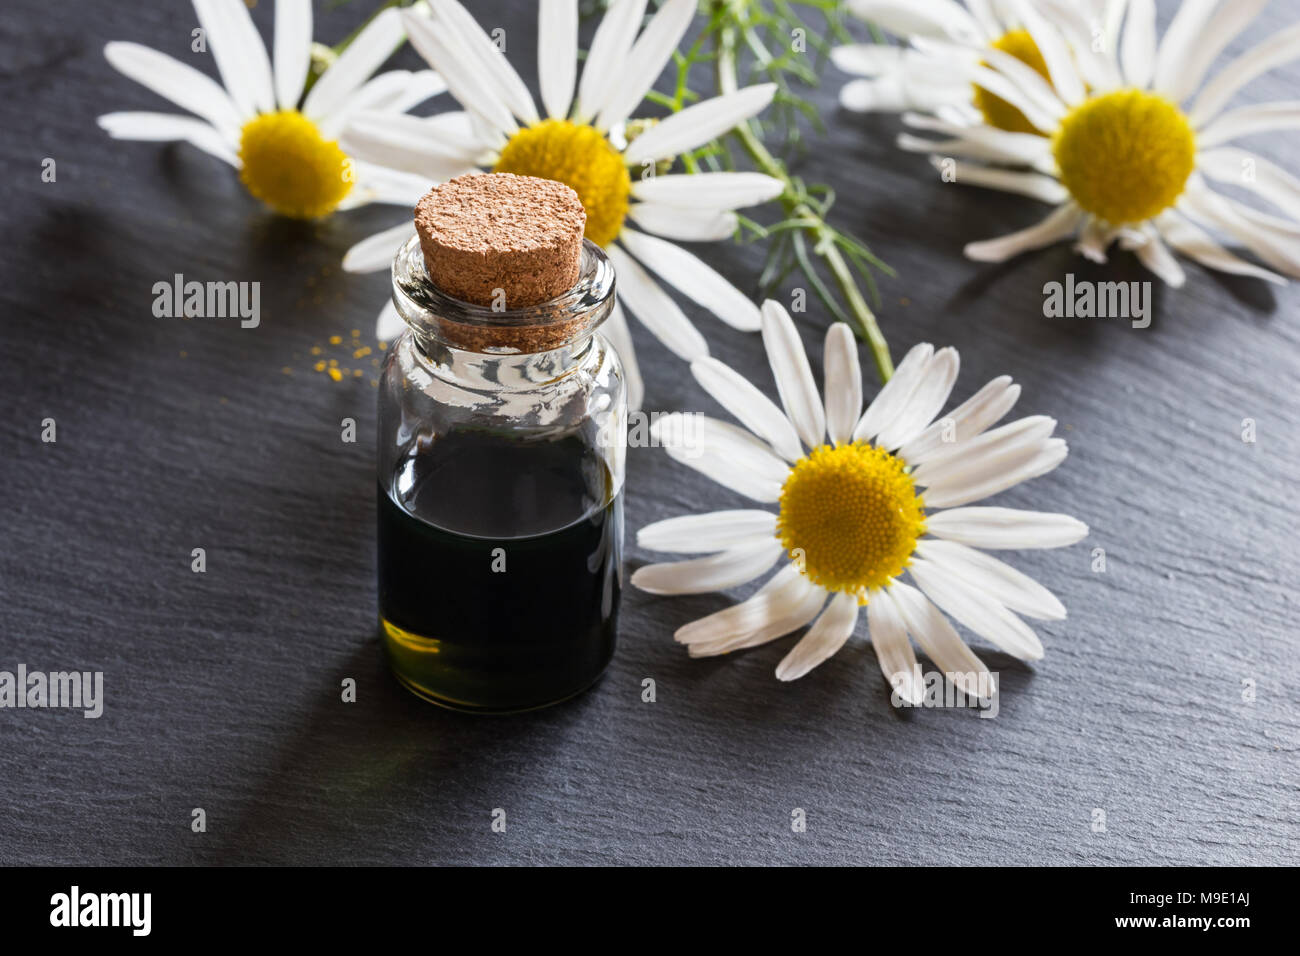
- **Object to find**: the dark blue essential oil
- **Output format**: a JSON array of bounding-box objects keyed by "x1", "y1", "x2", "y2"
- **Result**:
[{"x1": 378, "y1": 429, "x2": 623, "y2": 713}]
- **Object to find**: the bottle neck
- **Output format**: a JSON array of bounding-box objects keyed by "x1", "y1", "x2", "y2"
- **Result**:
[
  {"x1": 410, "y1": 332, "x2": 600, "y2": 391},
  {"x1": 390, "y1": 233, "x2": 616, "y2": 369}
]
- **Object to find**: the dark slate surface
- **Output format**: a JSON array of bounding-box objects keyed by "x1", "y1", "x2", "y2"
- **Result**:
[{"x1": 1, "y1": 1, "x2": 1296, "y2": 866}]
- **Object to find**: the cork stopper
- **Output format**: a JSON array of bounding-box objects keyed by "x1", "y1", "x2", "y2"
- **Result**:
[{"x1": 415, "y1": 173, "x2": 586, "y2": 309}]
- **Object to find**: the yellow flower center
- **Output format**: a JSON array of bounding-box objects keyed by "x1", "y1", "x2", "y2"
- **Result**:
[
  {"x1": 1052, "y1": 89, "x2": 1196, "y2": 225},
  {"x1": 973, "y1": 29, "x2": 1051, "y2": 134},
  {"x1": 776, "y1": 443, "x2": 926, "y2": 602},
  {"x1": 238, "y1": 110, "x2": 354, "y2": 219},
  {"x1": 492, "y1": 119, "x2": 631, "y2": 247}
]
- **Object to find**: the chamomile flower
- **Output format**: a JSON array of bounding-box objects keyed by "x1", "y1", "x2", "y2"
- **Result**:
[
  {"x1": 834, "y1": 0, "x2": 1077, "y2": 130},
  {"x1": 99, "y1": 0, "x2": 447, "y2": 219},
  {"x1": 895, "y1": 0, "x2": 1300, "y2": 285},
  {"x1": 339, "y1": 0, "x2": 784, "y2": 408},
  {"x1": 633, "y1": 301, "x2": 1087, "y2": 698}
]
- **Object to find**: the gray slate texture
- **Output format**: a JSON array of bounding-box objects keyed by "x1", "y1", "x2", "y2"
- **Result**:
[{"x1": 0, "y1": 0, "x2": 1295, "y2": 865}]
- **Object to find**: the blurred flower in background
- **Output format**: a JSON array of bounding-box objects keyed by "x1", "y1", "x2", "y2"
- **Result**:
[
  {"x1": 99, "y1": 0, "x2": 445, "y2": 219},
  {"x1": 876, "y1": 0, "x2": 1300, "y2": 284},
  {"x1": 833, "y1": 0, "x2": 1085, "y2": 128}
]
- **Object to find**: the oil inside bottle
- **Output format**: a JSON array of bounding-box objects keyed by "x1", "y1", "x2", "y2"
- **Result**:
[{"x1": 378, "y1": 429, "x2": 622, "y2": 713}]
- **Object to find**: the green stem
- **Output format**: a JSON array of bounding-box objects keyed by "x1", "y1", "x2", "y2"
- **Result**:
[{"x1": 711, "y1": 2, "x2": 893, "y2": 383}]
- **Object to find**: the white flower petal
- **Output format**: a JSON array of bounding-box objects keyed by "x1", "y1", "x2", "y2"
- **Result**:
[
  {"x1": 921, "y1": 439, "x2": 1069, "y2": 509},
  {"x1": 273, "y1": 0, "x2": 312, "y2": 110},
  {"x1": 194, "y1": 0, "x2": 275, "y2": 118},
  {"x1": 607, "y1": 244, "x2": 709, "y2": 361},
  {"x1": 340, "y1": 111, "x2": 481, "y2": 181},
  {"x1": 427, "y1": 0, "x2": 539, "y2": 124},
  {"x1": 897, "y1": 132, "x2": 1053, "y2": 168},
  {"x1": 618, "y1": 228, "x2": 761, "y2": 332},
  {"x1": 1189, "y1": 22, "x2": 1300, "y2": 127},
  {"x1": 343, "y1": 222, "x2": 418, "y2": 274},
  {"x1": 867, "y1": 586, "x2": 922, "y2": 705},
  {"x1": 1178, "y1": 180, "x2": 1300, "y2": 277},
  {"x1": 822, "y1": 324, "x2": 863, "y2": 446},
  {"x1": 624, "y1": 84, "x2": 777, "y2": 166},
  {"x1": 900, "y1": 114, "x2": 1054, "y2": 164},
  {"x1": 957, "y1": 62, "x2": 1059, "y2": 132},
  {"x1": 923, "y1": 507, "x2": 1088, "y2": 551},
  {"x1": 913, "y1": 34, "x2": 1064, "y2": 122},
  {"x1": 964, "y1": 203, "x2": 1083, "y2": 262},
  {"x1": 596, "y1": 0, "x2": 694, "y2": 132},
  {"x1": 402, "y1": 8, "x2": 516, "y2": 138},
  {"x1": 897, "y1": 375, "x2": 1021, "y2": 465},
  {"x1": 960, "y1": 0, "x2": 1001, "y2": 41},
  {"x1": 631, "y1": 539, "x2": 784, "y2": 595},
  {"x1": 846, "y1": 0, "x2": 982, "y2": 44},
  {"x1": 103, "y1": 42, "x2": 243, "y2": 138},
  {"x1": 602, "y1": 299, "x2": 644, "y2": 412},
  {"x1": 690, "y1": 358, "x2": 803, "y2": 462},
  {"x1": 651, "y1": 413, "x2": 789, "y2": 502},
  {"x1": 1037, "y1": 0, "x2": 1123, "y2": 91},
  {"x1": 348, "y1": 67, "x2": 447, "y2": 117},
  {"x1": 376, "y1": 298, "x2": 405, "y2": 340},
  {"x1": 1074, "y1": 217, "x2": 1116, "y2": 263},
  {"x1": 929, "y1": 157, "x2": 1068, "y2": 204},
  {"x1": 1120, "y1": 0, "x2": 1156, "y2": 89},
  {"x1": 875, "y1": 347, "x2": 959, "y2": 450},
  {"x1": 885, "y1": 581, "x2": 992, "y2": 700},
  {"x1": 913, "y1": 415, "x2": 1057, "y2": 487},
  {"x1": 1197, "y1": 101, "x2": 1300, "y2": 146},
  {"x1": 97, "y1": 111, "x2": 237, "y2": 165},
  {"x1": 760, "y1": 300, "x2": 826, "y2": 451},
  {"x1": 539, "y1": 0, "x2": 578, "y2": 119},
  {"x1": 637, "y1": 510, "x2": 777, "y2": 553},
  {"x1": 303, "y1": 7, "x2": 405, "y2": 121},
  {"x1": 317, "y1": 70, "x2": 448, "y2": 139},
  {"x1": 1198, "y1": 147, "x2": 1300, "y2": 223},
  {"x1": 627, "y1": 203, "x2": 737, "y2": 241},
  {"x1": 1123, "y1": 226, "x2": 1186, "y2": 287},
  {"x1": 1155, "y1": 0, "x2": 1267, "y2": 104},
  {"x1": 908, "y1": 558, "x2": 1044, "y2": 661},
  {"x1": 830, "y1": 43, "x2": 905, "y2": 78},
  {"x1": 839, "y1": 77, "x2": 908, "y2": 113},
  {"x1": 677, "y1": 566, "x2": 826, "y2": 656},
  {"x1": 1009, "y1": 0, "x2": 1084, "y2": 104},
  {"x1": 631, "y1": 172, "x2": 784, "y2": 210},
  {"x1": 853, "y1": 341, "x2": 932, "y2": 443},
  {"x1": 338, "y1": 161, "x2": 429, "y2": 210},
  {"x1": 916, "y1": 538, "x2": 1071, "y2": 621},
  {"x1": 776, "y1": 591, "x2": 859, "y2": 681},
  {"x1": 575, "y1": 0, "x2": 647, "y2": 123},
  {"x1": 1155, "y1": 211, "x2": 1287, "y2": 284}
]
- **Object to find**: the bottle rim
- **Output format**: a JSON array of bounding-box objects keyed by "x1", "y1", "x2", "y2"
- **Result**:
[{"x1": 390, "y1": 234, "x2": 616, "y2": 355}]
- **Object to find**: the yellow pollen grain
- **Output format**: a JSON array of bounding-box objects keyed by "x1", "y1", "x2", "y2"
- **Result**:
[
  {"x1": 328, "y1": 368, "x2": 342, "y2": 382},
  {"x1": 491, "y1": 118, "x2": 631, "y2": 247},
  {"x1": 776, "y1": 443, "x2": 926, "y2": 601},
  {"x1": 1052, "y1": 88, "x2": 1196, "y2": 224},
  {"x1": 237, "y1": 110, "x2": 353, "y2": 219},
  {"x1": 329, "y1": 335, "x2": 342, "y2": 345}
]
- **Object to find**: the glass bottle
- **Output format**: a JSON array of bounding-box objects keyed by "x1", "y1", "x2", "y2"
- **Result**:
[{"x1": 377, "y1": 233, "x2": 627, "y2": 713}]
